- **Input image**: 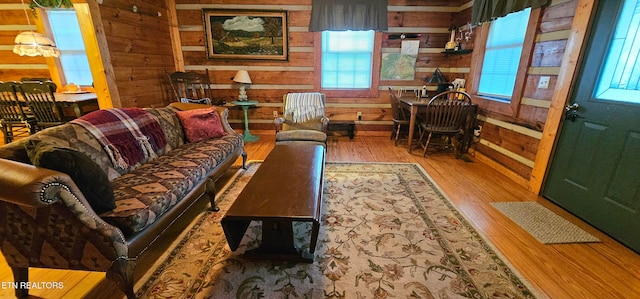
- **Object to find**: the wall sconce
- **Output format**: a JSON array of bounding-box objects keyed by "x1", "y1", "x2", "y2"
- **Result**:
[{"x1": 232, "y1": 70, "x2": 252, "y2": 101}]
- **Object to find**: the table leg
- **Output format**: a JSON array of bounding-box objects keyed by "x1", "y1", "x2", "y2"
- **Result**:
[
  {"x1": 241, "y1": 106, "x2": 259, "y2": 142},
  {"x1": 407, "y1": 105, "x2": 418, "y2": 152},
  {"x1": 244, "y1": 219, "x2": 314, "y2": 262}
]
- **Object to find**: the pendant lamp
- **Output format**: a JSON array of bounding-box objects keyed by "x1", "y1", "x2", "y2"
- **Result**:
[{"x1": 13, "y1": 0, "x2": 61, "y2": 57}]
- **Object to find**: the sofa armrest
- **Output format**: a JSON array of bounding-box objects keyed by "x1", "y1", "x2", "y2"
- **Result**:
[
  {"x1": 0, "y1": 158, "x2": 69, "y2": 208},
  {"x1": 0, "y1": 158, "x2": 127, "y2": 249}
]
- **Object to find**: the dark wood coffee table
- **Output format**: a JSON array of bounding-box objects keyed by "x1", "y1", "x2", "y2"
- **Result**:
[{"x1": 221, "y1": 143, "x2": 325, "y2": 262}]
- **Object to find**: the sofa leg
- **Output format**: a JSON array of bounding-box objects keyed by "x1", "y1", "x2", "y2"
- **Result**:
[
  {"x1": 242, "y1": 149, "x2": 248, "y2": 169},
  {"x1": 106, "y1": 258, "x2": 136, "y2": 299},
  {"x1": 206, "y1": 177, "x2": 219, "y2": 212},
  {"x1": 11, "y1": 267, "x2": 29, "y2": 298}
]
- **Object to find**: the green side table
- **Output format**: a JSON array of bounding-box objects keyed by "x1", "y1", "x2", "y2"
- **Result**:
[{"x1": 232, "y1": 100, "x2": 259, "y2": 142}]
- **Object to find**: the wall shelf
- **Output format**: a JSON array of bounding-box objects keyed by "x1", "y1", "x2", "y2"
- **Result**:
[{"x1": 442, "y1": 49, "x2": 473, "y2": 55}]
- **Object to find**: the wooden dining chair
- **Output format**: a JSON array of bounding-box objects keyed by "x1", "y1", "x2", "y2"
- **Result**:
[
  {"x1": 166, "y1": 69, "x2": 225, "y2": 106},
  {"x1": 417, "y1": 90, "x2": 473, "y2": 158},
  {"x1": 388, "y1": 87, "x2": 413, "y2": 146},
  {"x1": 17, "y1": 81, "x2": 70, "y2": 131},
  {"x1": 0, "y1": 81, "x2": 36, "y2": 143}
]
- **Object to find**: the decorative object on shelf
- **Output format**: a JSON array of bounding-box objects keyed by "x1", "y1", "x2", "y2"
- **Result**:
[
  {"x1": 445, "y1": 26, "x2": 458, "y2": 51},
  {"x1": 13, "y1": 0, "x2": 63, "y2": 57},
  {"x1": 203, "y1": 9, "x2": 289, "y2": 61},
  {"x1": 426, "y1": 68, "x2": 451, "y2": 94},
  {"x1": 232, "y1": 70, "x2": 252, "y2": 101}
]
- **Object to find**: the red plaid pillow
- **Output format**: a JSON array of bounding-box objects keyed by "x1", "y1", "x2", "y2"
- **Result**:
[{"x1": 175, "y1": 107, "x2": 227, "y2": 143}]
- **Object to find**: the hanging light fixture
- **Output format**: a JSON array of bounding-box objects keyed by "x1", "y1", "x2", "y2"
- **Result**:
[{"x1": 13, "y1": 0, "x2": 61, "y2": 57}]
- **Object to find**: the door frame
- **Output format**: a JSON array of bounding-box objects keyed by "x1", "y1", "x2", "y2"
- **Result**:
[{"x1": 529, "y1": 0, "x2": 598, "y2": 194}]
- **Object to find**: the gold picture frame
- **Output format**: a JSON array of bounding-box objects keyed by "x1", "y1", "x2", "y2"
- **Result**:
[{"x1": 203, "y1": 9, "x2": 288, "y2": 61}]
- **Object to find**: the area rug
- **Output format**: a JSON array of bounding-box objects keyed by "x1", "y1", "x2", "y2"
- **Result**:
[
  {"x1": 136, "y1": 162, "x2": 538, "y2": 298},
  {"x1": 491, "y1": 202, "x2": 600, "y2": 244}
]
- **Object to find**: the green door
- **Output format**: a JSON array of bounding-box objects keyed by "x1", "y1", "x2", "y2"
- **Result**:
[{"x1": 543, "y1": 0, "x2": 640, "y2": 252}]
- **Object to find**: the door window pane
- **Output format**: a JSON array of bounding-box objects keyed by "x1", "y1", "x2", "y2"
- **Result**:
[{"x1": 595, "y1": 0, "x2": 640, "y2": 104}]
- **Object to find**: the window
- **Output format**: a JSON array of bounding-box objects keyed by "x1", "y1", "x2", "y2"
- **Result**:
[
  {"x1": 47, "y1": 10, "x2": 93, "y2": 86},
  {"x1": 321, "y1": 30, "x2": 374, "y2": 89},
  {"x1": 595, "y1": 0, "x2": 640, "y2": 104},
  {"x1": 477, "y1": 8, "x2": 531, "y2": 102}
]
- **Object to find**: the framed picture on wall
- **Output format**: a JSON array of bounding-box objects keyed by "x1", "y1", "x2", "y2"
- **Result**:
[{"x1": 203, "y1": 9, "x2": 288, "y2": 61}]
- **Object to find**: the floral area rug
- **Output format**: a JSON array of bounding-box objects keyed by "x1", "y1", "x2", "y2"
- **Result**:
[{"x1": 136, "y1": 162, "x2": 537, "y2": 299}]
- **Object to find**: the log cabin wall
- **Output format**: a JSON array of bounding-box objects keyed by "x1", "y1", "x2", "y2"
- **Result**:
[
  {"x1": 0, "y1": 0, "x2": 175, "y2": 108},
  {"x1": 0, "y1": 2, "x2": 50, "y2": 81},
  {"x1": 91, "y1": 0, "x2": 176, "y2": 108},
  {"x1": 171, "y1": 0, "x2": 471, "y2": 132},
  {"x1": 0, "y1": 0, "x2": 582, "y2": 192},
  {"x1": 470, "y1": 0, "x2": 577, "y2": 188}
]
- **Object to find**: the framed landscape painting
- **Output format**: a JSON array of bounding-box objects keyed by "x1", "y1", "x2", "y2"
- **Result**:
[{"x1": 203, "y1": 9, "x2": 288, "y2": 61}]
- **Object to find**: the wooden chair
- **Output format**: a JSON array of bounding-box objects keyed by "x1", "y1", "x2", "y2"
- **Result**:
[
  {"x1": 0, "y1": 82, "x2": 36, "y2": 143},
  {"x1": 388, "y1": 87, "x2": 412, "y2": 146},
  {"x1": 17, "y1": 81, "x2": 70, "y2": 130},
  {"x1": 418, "y1": 90, "x2": 473, "y2": 158},
  {"x1": 166, "y1": 69, "x2": 225, "y2": 106}
]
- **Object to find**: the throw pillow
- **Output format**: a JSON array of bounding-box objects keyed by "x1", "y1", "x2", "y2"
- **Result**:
[
  {"x1": 25, "y1": 140, "x2": 116, "y2": 214},
  {"x1": 175, "y1": 107, "x2": 227, "y2": 143}
]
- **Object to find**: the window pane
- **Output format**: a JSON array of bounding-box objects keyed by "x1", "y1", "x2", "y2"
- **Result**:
[
  {"x1": 48, "y1": 10, "x2": 93, "y2": 86},
  {"x1": 321, "y1": 30, "x2": 374, "y2": 89},
  {"x1": 478, "y1": 8, "x2": 530, "y2": 100},
  {"x1": 595, "y1": 0, "x2": 640, "y2": 103}
]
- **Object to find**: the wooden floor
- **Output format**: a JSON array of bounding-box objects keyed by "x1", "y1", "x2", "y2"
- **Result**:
[{"x1": 1, "y1": 132, "x2": 640, "y2": 299}]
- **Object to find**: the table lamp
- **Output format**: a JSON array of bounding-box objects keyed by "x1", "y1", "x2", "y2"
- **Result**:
[{"x1": 232, "y1": 70, "x2": 252, "y2": 101}]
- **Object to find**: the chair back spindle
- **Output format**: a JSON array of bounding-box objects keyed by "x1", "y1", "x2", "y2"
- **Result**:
[
  {"x1": 18, "y1": 82, "x2": 67, "y2": 130},
  {"x1": 0, "y1": 82, "x2": 36, "y2": 142}
]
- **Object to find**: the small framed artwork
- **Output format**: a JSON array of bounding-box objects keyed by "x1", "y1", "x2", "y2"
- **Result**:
[{"x1": 203, "y1": 9, "x2": 288, "y2": 61}]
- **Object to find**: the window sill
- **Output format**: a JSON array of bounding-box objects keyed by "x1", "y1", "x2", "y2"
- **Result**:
[{"x1": 476, "y1": 94, "x2": 511, "y2": 104}]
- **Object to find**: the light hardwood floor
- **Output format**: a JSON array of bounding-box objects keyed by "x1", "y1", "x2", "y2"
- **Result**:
[{"x1": 1, "y1": 132, "x2": 639, "y2": 299}]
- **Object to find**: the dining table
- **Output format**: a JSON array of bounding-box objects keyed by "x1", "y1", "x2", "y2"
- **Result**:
[
  {"x1": 53, "y1": 92, "x2": 99, "y2": 118},
  {"x1": 399, "y1": 96, "x2": 478, "y2": 154}
]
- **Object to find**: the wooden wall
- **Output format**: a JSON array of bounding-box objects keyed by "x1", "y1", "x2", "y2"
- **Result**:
[
  {"x1": 470, "y1": 0, "x2": 577, "y2": 188},
  {"x1": 170, "y1": 0, "x2": 472, "y2": 131},
  {"x1": 0, "y1": 0, "x2": 584, "y2": 192},
  {"x1": 90, "y1": 0, "x2": 176, "y2": 108},
  {"x1": 0, "y1": 1, "x2": 50, "y2": 81}
]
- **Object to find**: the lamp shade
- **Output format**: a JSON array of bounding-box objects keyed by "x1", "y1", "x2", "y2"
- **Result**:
[
  {"x1": 232, "y1": 70, "x2": 252, "y2": 84},
  {"x1": 13, "y1": 31, "x2": 60, "y2": 57}
]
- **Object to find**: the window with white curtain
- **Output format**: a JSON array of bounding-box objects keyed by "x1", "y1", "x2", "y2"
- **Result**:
[
  {"x1": 321, "y1": 30, "x2": 374, "y2": 89},
  {"x1": 477, "y1": 8, "x2": 531, "y2": 102},
  {"x1": 47, "y1": 10, "x2": 93, "y2": 86}
]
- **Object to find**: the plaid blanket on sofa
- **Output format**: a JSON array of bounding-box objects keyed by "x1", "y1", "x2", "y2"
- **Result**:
[{"x1": 71, "y1": 108, "x2": 167, "y2": 170}]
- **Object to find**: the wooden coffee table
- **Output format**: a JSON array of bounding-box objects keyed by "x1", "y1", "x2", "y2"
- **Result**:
[{"x1": 221, "y1": 143, "x2": 325, "y2": 262}]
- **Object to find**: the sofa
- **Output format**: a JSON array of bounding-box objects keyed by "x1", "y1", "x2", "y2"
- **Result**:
[{"x1": 0, "y1": 102, "x2": 245, "y2": 298}]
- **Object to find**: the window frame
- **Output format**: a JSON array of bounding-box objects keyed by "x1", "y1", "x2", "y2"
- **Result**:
[
  {"x1": 314, "y1": 31, "x2": 382, "y2": 98},
  {"x1": 468, "y1": 8, "x2": 541, "y2": 117},
  {"x1": 40, "y1": 8, "x2": 93, "y2": 87}
]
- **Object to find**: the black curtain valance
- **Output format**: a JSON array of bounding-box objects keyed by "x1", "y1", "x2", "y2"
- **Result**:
[
  {"x1": 472, "y1": 0, "x2": 549, "y2": 24},
  {"x1": 309, "y1": 0, "x2": 388, "y2": 32}
]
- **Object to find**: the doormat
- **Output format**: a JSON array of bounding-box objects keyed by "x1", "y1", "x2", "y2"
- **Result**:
[{"x1": 491, "y1": 201, "x2": 600, "y2": 244}]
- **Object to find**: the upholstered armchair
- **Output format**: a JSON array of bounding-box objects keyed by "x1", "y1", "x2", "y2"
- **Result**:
[{"x1": 274, "y1": 92, "x2": 329, "y2": 145}]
